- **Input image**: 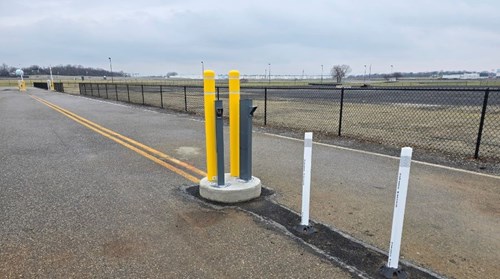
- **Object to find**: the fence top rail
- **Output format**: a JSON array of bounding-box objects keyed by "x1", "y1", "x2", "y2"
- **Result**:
[{"x1": 78, "y1": 82, "x2": 500, "y2": 92}]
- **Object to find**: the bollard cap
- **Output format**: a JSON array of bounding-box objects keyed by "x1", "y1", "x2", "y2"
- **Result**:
[
  {"x1": 229, "y1": 70, "x2": 240, "y2": 79},
  {"x1": 204, "y1": 70, "x2": 215, "y2": 79},
  {"x1": 400, "y1": 147, "x2": 413, "y2": 157}
]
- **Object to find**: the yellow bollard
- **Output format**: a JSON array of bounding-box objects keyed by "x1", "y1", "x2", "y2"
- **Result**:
[
  {"x1": 18, "y1": 80, "x2": 26, "y2": 91},
  {"x1": 204, "y1": 70, "x2": 217, "y2": 181},
  {"x1": 50, "y1": 81, "x2": 55, "y2": 91},
  {"x1": 229, "y1": 70, "x2": 240, "y2": 177}
]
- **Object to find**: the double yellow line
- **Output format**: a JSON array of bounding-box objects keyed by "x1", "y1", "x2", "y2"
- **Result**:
[{"x1": 30, "y1": 95, "x2": 205, "y2": 183}]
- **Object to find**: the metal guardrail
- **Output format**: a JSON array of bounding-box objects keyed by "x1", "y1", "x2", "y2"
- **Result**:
[{"x1": 78, "y1": 83, "x2": 500, "y2": 160}]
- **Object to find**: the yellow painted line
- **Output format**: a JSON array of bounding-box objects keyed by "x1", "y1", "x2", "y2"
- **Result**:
[
  {"x1": 34, "y1": 95, "x2": 206, "y2": 176},
  {"x1": 30, "y1": 95, "x2": 201, "y2": 183},
  {"x1": 33, "y1": 95, "x2": 206, "y2": 177}
]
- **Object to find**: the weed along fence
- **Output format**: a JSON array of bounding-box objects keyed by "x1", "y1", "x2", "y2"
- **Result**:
[{"x1": 78, "y1": 83, "x2": 500, "y2": 160}]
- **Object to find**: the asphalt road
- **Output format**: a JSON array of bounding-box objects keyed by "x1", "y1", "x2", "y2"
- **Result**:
[
  {"x1": 0, "y1": 88, "x2": 350, "y2": 278},
  {"x1": 2, "y1": 87, "x2": 499, "y2": 278}
]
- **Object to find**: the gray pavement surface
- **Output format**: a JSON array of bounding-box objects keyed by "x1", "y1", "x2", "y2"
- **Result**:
[
  {"x1": 1, "y1": 88, "x2": 350, "y2": 278},
  {"x1": 2, "y1": 87, "x2": 499, "y2": 278}
]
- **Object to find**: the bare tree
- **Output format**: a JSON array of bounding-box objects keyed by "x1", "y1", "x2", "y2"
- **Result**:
[
  {"x1": 330, "y1": 65, "x2": 351, "y2": 83},
  {"x1": 166, "y1": 72, "x2": 178, "y2": 78}
]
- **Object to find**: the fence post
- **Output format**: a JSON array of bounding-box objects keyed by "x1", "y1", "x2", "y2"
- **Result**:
[
  {"x1": 127, "y1": 84, "x2": 130, "y2": 102},
  {"x1": 184, "y1": 86, "x2": 188, "y2": 112},
  {"x1": 141, "y1": 85, "x2": 145, "y2": 105},
  {"x1": 97, "y1": 84, "x2": 100, "y2": 97},
  {"x1": 115, "y1": 84, "x2": 118, "y2": 100},
  {"x1": 474, "y1": 88, "x2": 490, "y2": 159},
  {"x1": 338, "y1": 88, "x2": 345, "y2": 136},
  {"x1": 90, "y1": 83, "x2": 94, "y2": 96},
  {"x1": 160, "y1": 85, "x2": 164, "y2": 108},
  {"x1": 105, "y1": 84, "x2": 108, "y2": 99},
  {"x1": 216, "y1": 86, "x2": 220, "y2": 100},
  {"x1": 264, "y1": 88, "x2": 268, "y2": 126}
]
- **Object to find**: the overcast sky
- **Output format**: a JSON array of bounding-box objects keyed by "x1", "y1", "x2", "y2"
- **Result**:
[{"x1": 1, "y1": 0, "x2": 499, "y2": 76}]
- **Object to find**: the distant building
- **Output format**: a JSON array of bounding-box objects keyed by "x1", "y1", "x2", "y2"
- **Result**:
[
  {"x1": 441, "y1": 74, "x2": 461, "y2": 79},
  {"x1": 441, "y1": 73, "x2": 480, "y2": 79}
]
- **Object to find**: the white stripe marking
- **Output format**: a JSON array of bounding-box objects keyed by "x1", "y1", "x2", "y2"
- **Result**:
[{"x1": 260, "y1": 132, "x2": 500, "y2": 180}]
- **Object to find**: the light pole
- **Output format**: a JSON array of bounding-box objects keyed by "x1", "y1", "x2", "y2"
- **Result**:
[
  {"x1": 364, "y1": 65, "x2": 367, "y2": 83},
  {"x1": 268, "y1": 63, "x2": 271, "y2": 84},
  {"x1": 201, "y1": 61, "x2": 204, "y2": 77},
  {"x1": 108, "y1": 57, "x2": 113, "y2": 83},
  {"x1": 321, "y1": 65, "x2": 324, "y2": 84}
]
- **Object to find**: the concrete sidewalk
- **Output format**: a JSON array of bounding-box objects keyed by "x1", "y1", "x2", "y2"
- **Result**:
[{"x1": 3, "y1": 88, "x2": 498, "y2": 278}]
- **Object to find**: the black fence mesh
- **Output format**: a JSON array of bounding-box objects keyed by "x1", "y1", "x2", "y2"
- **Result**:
[
  {"x1": 160, "y1": 86, "x2": 186, "y2": 112},
  {"x1": 481, "y1": 90, "x2": 500, "y2": 159},
  {"x1": 185, "y1": 86, "x2": 204, "y2": 115},
  {"x1": 240, "y1": 87, "x2": 266, "y2": 124},
  {"x1": 342, "y1": 88, "x2": 484, "y2": 157},
  {"x1": 78, "y1": 83, "x2": 500, "y2": 160},
  {"x1": 143, "y1": 85, "x2": 160, "y2": 107},
  {"x1": 265, "y1": 88, "x2": 341, "y2": 135}
]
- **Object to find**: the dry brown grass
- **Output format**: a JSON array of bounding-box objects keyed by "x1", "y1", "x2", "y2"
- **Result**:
[{"x1": 78, "y1": 85, "x2": 500, "y2": 159}]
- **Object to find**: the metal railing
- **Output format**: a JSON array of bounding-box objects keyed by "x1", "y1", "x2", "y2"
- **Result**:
[{"x1": 79, "y1": 83, "x2": 500, "y2": 160}]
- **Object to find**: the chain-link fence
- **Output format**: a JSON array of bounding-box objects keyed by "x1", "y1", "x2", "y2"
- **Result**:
[{"x1": 79, "y1": 83, "x2": 500, "y2": 160}]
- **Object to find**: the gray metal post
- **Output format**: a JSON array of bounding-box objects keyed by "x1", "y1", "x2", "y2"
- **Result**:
[
  {"x1": 215, "y1": 100, "x2": 225, "y2": 186},
  {"x1": 240, "y1": 99, "x2": 258, "y2": 181}
]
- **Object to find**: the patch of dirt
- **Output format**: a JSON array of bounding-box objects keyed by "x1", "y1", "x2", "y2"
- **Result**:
[
  {"x1": 102, "y1": 238, "x2": 146, "y2": 258},
  {"x1": 176, "y1": 210, "x2": 227, "y2": 229}
]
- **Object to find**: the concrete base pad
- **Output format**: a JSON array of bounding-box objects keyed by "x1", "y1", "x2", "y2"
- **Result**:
[{"x1": 199, "y1": 173, "x2": 261, "y2": 203}]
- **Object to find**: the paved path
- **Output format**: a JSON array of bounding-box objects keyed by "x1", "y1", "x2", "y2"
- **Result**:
[
  {"x1": 0, "y1": 88, "x2": 349, "y2": 278},
  {"x1": 2, "y1": 88, "x2": 499, "y2": 278}
]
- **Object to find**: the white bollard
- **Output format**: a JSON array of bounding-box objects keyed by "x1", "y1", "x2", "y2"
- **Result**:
[
  {"x1": 301, "y1": 132, "x2": 313, "y2": 226},
  {"x1": 298, "y1": 132, "x2": 315, "y2": 233},
  {"x1": 380, "y1": 147, "x2": 412, "y2": 278}
]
